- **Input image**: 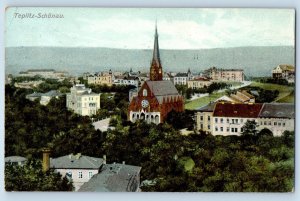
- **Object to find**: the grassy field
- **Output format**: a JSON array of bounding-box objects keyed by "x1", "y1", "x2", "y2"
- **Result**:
[
  {"x1": 248, "y1": 82, "x2": 294, "y2": 102},
  {"x1": 185, "y1": 92, "x2": 226, "y2": 110},
  {"x1": 277, "y1": 91, "x2": 295, "y2": 103}
]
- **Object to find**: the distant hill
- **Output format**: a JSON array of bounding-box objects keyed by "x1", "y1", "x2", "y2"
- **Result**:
[{"x1": 5, "y1": 46, "x2": 294, "y2": 77}]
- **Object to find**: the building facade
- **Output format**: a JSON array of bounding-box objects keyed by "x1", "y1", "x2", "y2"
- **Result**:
[
  {"x1": 196, "y1": 102, "x2": 294, "y2": 136},
  {"x1": 173, "y1": 69, "x2": 194, "y2": 85},
  {"x1": 272, "y1": 64, "x2": 295, "y2": 83},
  {"x1": 66, "y1": 84, "x2": 100, "y2": 116},
  {"x1": 205, "y1": 67, "x2": 244, "y2": 82},
  {"x1": 187, "y1": 77, "x2": 212, "y2": 89},
  {"x1": 87, "y1": 72, "x2": 113, "y2": 86},
  {"x1": 128, "y1": 24, "x2": 184, "y2": 124},
  {"x1": 18, "y1": 69, "x2": 68, "y2": 80}
]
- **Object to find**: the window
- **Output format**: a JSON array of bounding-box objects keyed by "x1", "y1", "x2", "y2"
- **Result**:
[
  {"x1": 283, "y1": 123, "x2": 285, "y2": 127},
  {"x1": 215, "y1": 118, "x2": 218, "y2": 123},
  {"x1": 264, "y1": 121, "x2": 267, "y2": 125},
  {"x1": 235, "y1": 119, "x2": 238, "y2": 124},
  {"x1": 200, "y1": 124, "x2": 203, "y2": 129},
  {"x1": 227, "y1": 118, "x2": 229, "y2": 123},
  {"x1": 200, "y1": 116, "x2": 203, "y2": 121},
  {"x1": 78, "y1": 171, "x2": 83, "y2": 179},
  {"x1": 220, "y1": 127, "x2": 223, "y2": 132},
  {"x1": 274, "y1": 122, "x2": 277, "y2": 126},
  {"x1": 208, "y1": 125, "x2": 210, "y2": 130},
  {"x1": 215, "y1": 126, "x2": 218, "y2": 131},
  {"x1": 66, "y1": 171, "x2": 72, "y2": 179},
  {"x1": 234, "y1": 128, "x2": 238, "y2": 132},
  {"x1": 227, "y1": 127, "x2": 230, "y2": 132},
  {"x1": 241, "y1": 128, "x2": 244, "y2": 132},
  {"x1": 221, "y1": 118, "x2": 224, "y2": 123},
  {"x1": 268, "y1": 121, "x2": 271, "y2": 125},
  {"x1": 232, "y1": 119, "x2": 234, "y2": 124},
  {"x1": 278, "y1": 122, "x2": 281, "y2": 126},
  {"x1": 231, "y1": 128, "x2": 234, "y2": 132},
  {"x1": 208, "y1": 116, "x2": 211, "y2": 121},
  {"x1": 143, "y1": 89, "x2": 148, "y2": 96},
  {"x1": 89, "y1": 172, "x2": 93, "y2": 179}
]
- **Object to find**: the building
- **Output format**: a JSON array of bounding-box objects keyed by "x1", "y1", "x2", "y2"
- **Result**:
[
  {"x1": 26, "y1": 90, "x2": 63, "y2": 105},
  {"x1": 128, "y1": 24, "x2": 184, "y2": 124},
  {"x1": 216, "y1": 90, "x2": 255, "y2": 104},
  {"x1": 18, "y1": 69, "x2": 68, "y2": 80},
  {"x1": 257, "y1": 103, "x2": 294, "y2": 136},
  {"x1": 173, "y1": 69, "x2": 194, "y2": 85},
  {"x1": 187, "y1": 77, "x2": 212, "y2": 89},
  {"x1": 5, "y1": 156, "x2": 27, "y2": 166},
  {"x1": 66, "y1": 84, "x2": 101, "y2": 116},
  {"x1": 205, "y1": 67, "x2": 244, "y2": 82},
  {"x1": 113, "y1": 75, "x2": 139, "y2": 87},
  {"x1": 87, "y1": 71, "x2": 113, "y2": 86},
  {"x1": 92, "y1": 118, "x2": 115, "y2": 132},
  {"x1": 49, "y1": 153, "x2": 104, "y2": 191},
  {"x1": 14, "y1": 80, "x2": 43, "y2": 89},
  {"x1": 196, "y1": 102, "x2": 294, "y2": 136},
  {"x1": 78, "y1": 163, "x2": 141, "y2": 192},
  {"x1": 272, "y1": 64, "x2": 295, "y2": 83}
]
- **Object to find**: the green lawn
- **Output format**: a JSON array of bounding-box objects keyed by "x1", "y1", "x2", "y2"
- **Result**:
[
  {"x1": 249, "y1": 82, "x2": 294, "y2": 102},
  {"x1": 185, "y1": 92, "x2": 226, "y2": 110},
  {"x1": 277, "y1": 91, "x2": 295, "y2": 103},
  {"x1": 178, "y1": 157, "x2": 195, "y2": 172}
]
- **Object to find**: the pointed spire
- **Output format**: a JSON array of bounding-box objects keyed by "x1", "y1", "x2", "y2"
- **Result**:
[
  {"x1": 152, "y1": 21, "x2": 161, "y2": 65},
  {"x1": 150, "y1": 21, "x2": 163, "y2": 81}
]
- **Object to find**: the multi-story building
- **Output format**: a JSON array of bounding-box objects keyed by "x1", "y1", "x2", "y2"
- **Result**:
[
  {"x1": 195, "y1": 102, "x2": 294, "y2": 136},
  {"x1": 113, "y1": 75, "x2": 139, "y2": 87},
  {"x1": 87, "y1": 72, "x2": 113, "y2": 86},
  {"x1": 66, "y1": 84, "x2": 100, "y2": 116},
  {"x1": 205, "y1": 67, "x2": 244, "y2": 82},
  {"x1": 26, "y1": 90, "x2": 63, "y2": 105},
  {"x1": 173, "y1": 69, "x2": 194, "y2": 85},
  {"x1": 272, "y1": 64, "x2": 295, "y2": 83},
  {"x1": 257, "y1": 103, "x2": 294, "y2": 136},
  {"x1": 187, "y1": 77, "x2": 212, "y2": 89}
]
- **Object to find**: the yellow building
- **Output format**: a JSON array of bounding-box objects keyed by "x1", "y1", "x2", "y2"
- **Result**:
[
  {"x1": 195, "y1": 102, "x2": 216, "y2": 132},
  {"x1": 187, "y1": 77, "x2": 212, "y2": 89},
  {"x1": 87, "y1": 72, "x2": 113, "y2": 86}
]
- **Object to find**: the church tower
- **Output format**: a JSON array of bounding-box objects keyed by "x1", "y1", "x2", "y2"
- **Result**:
[{"x1": 150, "y1": 23, "x2": 163, "y2": 81}]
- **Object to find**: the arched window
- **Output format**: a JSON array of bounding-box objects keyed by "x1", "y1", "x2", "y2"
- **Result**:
[{"x1": 143, "y1": 89, "x2": 148, "y2": 96}]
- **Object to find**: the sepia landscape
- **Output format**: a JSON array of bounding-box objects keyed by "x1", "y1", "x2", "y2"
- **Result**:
[{"x1": 5, "y1": 8, "x2": 295, "y2": 192}]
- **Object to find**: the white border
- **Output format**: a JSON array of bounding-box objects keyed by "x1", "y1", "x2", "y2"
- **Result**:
[{"x1": 0, "y1": 1, "x2": 298, "y2": 201}]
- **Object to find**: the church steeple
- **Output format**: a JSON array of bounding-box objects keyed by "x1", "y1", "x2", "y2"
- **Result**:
[{"x1": 150, "y1": 22, "x2": 163, "y2": 81}]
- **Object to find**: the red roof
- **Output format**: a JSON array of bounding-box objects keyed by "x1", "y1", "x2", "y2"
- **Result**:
[{"x1": 213, "y1": 103, "x2": 263, "y2": 118}]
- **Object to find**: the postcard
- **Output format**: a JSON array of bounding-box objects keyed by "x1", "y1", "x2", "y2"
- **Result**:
[{"x1": 4, "y1": 7, "x2": 295, "y2": 192}]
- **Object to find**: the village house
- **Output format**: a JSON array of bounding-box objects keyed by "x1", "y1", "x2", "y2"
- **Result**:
[
  {"x1": 173, "y1": 69, "x2": 194, "y2": 85},
  {"x1": 26, "y1": 90, "x2": 63, "y2": 105},
  {"x1": 272, "y1": 64, "x2": 295, "y2": 83},
  {"x1": 187, "y1": 77, "x2": 212, "y2": 89},
  {"x1": 87, "y1": 71, "x2": 113, "y2": 86},
  {"x1": 5, "y1": 156, "x2": 27, "y2": 166},
  {"x1": 205, "y1": 67, "x2": 244, "y2": 82},
  {"x1": 216, "y1": 90, "x2": 255, "y2": 104}
]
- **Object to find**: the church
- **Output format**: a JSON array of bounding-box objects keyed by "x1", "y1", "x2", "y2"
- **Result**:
[{"x1": 128, "y1": 24, "x2": 184, "y2": 124}]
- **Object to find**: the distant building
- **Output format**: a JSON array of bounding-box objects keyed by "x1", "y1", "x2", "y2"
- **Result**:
[
  {"x1": 128, "y1": 24, "x2": 184, "y2": 124},
  {"x1": 205, "y1": 67, "x2": 244, "y2": 82},
  {"x1": 173, "y1": 69, "x2": 194, "y2": 85},
  {"x1": 92, "y1": 118, "x2": 115, "y2": 132},
  {"x1": 26, "y1": 90, "x2": 63, "y2": 105},
  {"x1": 87, "y1": 71, "x2": 113, "y2": 86},
  {"x1": 272, "y1": 64, "x2": 295, "y2": 83},
  {"x1": 14, "y1": 80, "x2": 43, "y2": 89},
  {"x1": 113, "y1": 75, "x2": 139, "y2": 87},
  {"x1": 78, "y1": 163, "x2": 141, "y2": 192},
  {"x1": 49, "y1": 154, "x2": 104, "y2": 191},
  {"x1": 66, "y1": 84, "x2": 100, "y2": 116},
  {"x1": 5, "y1": 156, "x2": 27, "y2": 166},
  {"x1": 216, "y1": 90, "x2": 255, "y2": 104},
  {"x1": 187, "y1": 77, "x2": 212, "y2": 89},
  {"x1": 195, "y1": 102, "x2": 294, "y2": 136},
  {"x1": 18, "y1": 69, "x2": 68, "y2": 80}
]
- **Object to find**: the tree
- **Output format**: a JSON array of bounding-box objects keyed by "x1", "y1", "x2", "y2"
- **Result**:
[
  {"x1": 5, "y1": 159, "x2": 73, "y2": 191},
  {"x1": 241, "y1": 120, "x2": 258, "y2": 136}
]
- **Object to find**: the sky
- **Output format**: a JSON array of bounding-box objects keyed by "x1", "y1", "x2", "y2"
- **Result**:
[{"x1": 5, "y1": 7, "x2": 295, "y2": 49}]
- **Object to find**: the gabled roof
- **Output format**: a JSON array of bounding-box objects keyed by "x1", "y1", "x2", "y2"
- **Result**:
[
  {"x1": 78, "y1": 163, "x2": 141, "y2": 192},
  {"x1": 50, "y1": 154, "x2": 103, "y2": 169},
  {"x1": 196, "y1": 102, "x2": 217, "y2": 112},
  {"x1": 26, "y1": 92, "x2": 43, "y2": 98},
  {"x1": 42, "y1": 90, "x2": 63, "y2": 97},
  {"x1": 213, "y1": 103, "x2": 263, "y2": 118},
  {"x1": 277, "y1": 64, "x2": 295, "y2": 71},
  {"x1": 175, "y1": 73, "x2": 188, "y2": 77},
  {"x1": 145, "y1": 80, "x2": 179, "y2": 96},
  {"x1": 259, "y1": 103, "x2": 294, "y2": 119}
]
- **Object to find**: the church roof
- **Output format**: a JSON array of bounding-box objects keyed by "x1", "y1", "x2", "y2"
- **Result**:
[
  {"x1": 146, "y1": 80, "x2": 179, "y2": 96},
  {"x1": 152, "y1": 23, "x2": 161, "y2": 67}
]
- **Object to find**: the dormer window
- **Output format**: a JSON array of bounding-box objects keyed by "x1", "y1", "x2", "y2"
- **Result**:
[{"x1": 143, "y1": 89, "x2": 148, "y2": 96}]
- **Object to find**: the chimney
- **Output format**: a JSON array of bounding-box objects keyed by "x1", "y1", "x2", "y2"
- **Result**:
[
  {"x1": 42, "y1": 148, "x2": 51, "y2": 172},
  {"x1": 103, "y1": 155, "x2": 106, "y2": 164}
]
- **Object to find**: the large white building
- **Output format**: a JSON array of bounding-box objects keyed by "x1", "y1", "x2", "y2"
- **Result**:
[
  {"x1": 196, "y1": 102, "x2": 294, "y2": 136},
  {"x1": 66, "y1": 84, "x2": 100, "y2": 116}
]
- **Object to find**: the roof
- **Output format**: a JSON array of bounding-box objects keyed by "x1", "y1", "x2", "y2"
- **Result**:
[
  {"x1": 50, "y1": 154, "x2": 103, "y2": 169},
  {"x1": 5, "y1": 156, "x2": 27, "y2": 163},
  {"x1": 92, "y1": 118, "x2": 115, "y2": 132},
  {"x1": 259, "y1": 103, "x2": 295, "y2": 119},
  {"x1": 42, "y1": 90, "x2": 63, "y2": 97},
  {"x1": 191, "y1": 77, "x2": 210, "y2": 81},
  {"x1": 196, "y1": 102, "x2": 217, "y2": 112},
  {"x1": 146, "y1": 80, "x2": 179, "y2": 96},
  {"x1": 175, "y1": 73, "x2": 188, "y2": 77},
  {"x1": 145, "y1": 80, "x2": 181, "y2": 104},
  {"x1": 78, "y1": 163, "x2": 141, "y2": 192},
  {"x1": 277, "y1": 64, "x2": 295, "y2": 71},
  {"x1": 213, "y1": 103, "x2": 263, "y2": 118},
  {"x1": 26, "y1": 92, "x2": 43, "y2": 98}
]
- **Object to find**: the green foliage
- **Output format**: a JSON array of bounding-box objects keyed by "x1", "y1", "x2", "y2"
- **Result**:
[
  {"x1": 5, "y1": 159, "x2": 73, "y2": 191},
  {"x1": 241, "y1": 120, "x2": 258, "y2": 136},
  {"x1": 165, "y1": 110, "x2": 195, "y2": 130}
]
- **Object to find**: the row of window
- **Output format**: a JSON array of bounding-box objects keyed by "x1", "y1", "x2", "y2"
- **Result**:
[
  {"x1": 261, "y1": 121, "x2": 286, "y2": 127},
  {"x1": 67, "y1": 171, "x2": 93, "y2": 179},
  {"x1": 200, "y1": 116, "x2": 247, "y2": 124},
  {"x1": 215, "y1": 126, "x2": 243, "y2": 133}
]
